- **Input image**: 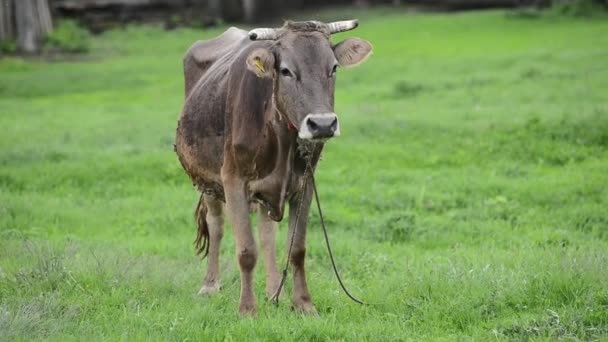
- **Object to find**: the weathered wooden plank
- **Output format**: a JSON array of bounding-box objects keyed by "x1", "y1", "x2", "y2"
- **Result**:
[
  {"x1": 15, "y1": 0, "x2": 39, "y2": 53},
  {"x1": 53, "y1": 0, "x2": 184, "y2": 10},
  {"x1": 0, "y1": 0, "x2": 15, "y2": 42},
  {"x1": 38, "y1": 0, "x2": 53, "y2": 35},
  {"x1": 0, "y1": 1, "x2": 5, "y2": 41},
  {"x1": 33, "y1": 0, "x2": 42, "y2": 37},
  {"x1": 207, "y1": 0, "x2": 221, "y2": 20}
]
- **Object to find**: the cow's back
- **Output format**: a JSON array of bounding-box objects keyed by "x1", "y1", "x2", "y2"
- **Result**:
[
  {"x1": 176, "y1": 27, "x2": 250, "y2": 193},
  {"x1": 183, "y1": 27, "x2": 247, "y2": 98}
]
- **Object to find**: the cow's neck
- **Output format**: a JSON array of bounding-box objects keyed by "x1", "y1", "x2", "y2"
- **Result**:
[
  {"x1": 248, "y1": 108, "x2": 322, "y2": 221},
  {"x1": 269, "y1": 104, "x2": 323, "y2": 174}
]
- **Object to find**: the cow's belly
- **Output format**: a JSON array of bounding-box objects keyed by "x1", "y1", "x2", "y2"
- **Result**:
[
  {"x1": 177, "y1": 139, "x2": 295, "y2": 222},
  {"x1": 176, "y1": 115, "x2": 301, "y2": 222},
  {"x1": 248, "y1": 172, "x2": 297, "y2": 222},
  {"x1": 175, "y1": 134, "x2": 225, "y2": 196},
  {"x1": 247, "y1": 148, "x2": 301, "y2": 222}
]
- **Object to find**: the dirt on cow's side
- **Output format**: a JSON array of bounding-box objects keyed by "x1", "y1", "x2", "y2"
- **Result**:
[{"x1": 1, "y1": 8, "x2": 608, "y2": 341}]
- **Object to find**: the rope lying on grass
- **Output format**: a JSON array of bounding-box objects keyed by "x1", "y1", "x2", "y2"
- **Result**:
[{"x1": 271, "y1": 153, "x2": 366, "y2": 306}]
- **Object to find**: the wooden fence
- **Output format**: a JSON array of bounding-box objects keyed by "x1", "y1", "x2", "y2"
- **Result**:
[{"x1": 0, "y1": 0, "x2": 53, "y2": 53}]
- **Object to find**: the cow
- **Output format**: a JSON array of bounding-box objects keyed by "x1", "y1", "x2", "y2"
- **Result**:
[{"x1": 175, "y1": 20, "x2": 372, "y2": 315}]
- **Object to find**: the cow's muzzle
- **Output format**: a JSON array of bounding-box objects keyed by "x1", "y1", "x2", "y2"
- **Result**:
[{"x1": 298, "y1": 113, "x2": 340, "y2": 140}]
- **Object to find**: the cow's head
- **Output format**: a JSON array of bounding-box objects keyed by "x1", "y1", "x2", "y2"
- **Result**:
[{"x1": 247, "y1": 20, "x2": 372, "y2": 141}]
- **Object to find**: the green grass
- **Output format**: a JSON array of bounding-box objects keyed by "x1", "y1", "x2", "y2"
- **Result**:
[{"x1": 1, "y1": 8, "x2": 608, "y2": 341}]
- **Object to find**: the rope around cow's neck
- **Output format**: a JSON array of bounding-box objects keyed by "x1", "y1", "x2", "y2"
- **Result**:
[{"x1": 271, "y1": 150, "x2": 366, "y2": 307}]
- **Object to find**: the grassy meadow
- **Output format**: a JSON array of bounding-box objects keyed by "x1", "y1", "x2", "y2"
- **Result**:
[{"x1": 1, "y1": 8, "x2": 608, "y2": 341}]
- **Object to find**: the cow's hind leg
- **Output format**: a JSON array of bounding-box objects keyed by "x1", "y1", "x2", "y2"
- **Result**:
[
  {"x1": 258, "y1": 205, "x2": 282, "y2": 299},
  {"x1": 198, "y1": 194, "x2": 224, "y2": 296},
  {"x1": 288, "y1": 185, "x2": 317, "y2": 314}
]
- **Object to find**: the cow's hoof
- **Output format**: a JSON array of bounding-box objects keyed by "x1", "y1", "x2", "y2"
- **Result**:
[
  {"x1": 198, "y1": 283, "x2": 221, "y2": 296},
  {"x1": 292, "y1": 300, "x2": 318, "y2": 316},
  {"x1": 238, "y1": 302, "x2": 257, "y2": 316}
]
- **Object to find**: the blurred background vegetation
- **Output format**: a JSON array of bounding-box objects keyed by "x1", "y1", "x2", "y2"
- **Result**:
[
  {"x1": 1, "y1": 0, "x2": 608, "y2": 339},
  {"x1": 1, "y1": 0, "x2": 607, "y2": 55}
]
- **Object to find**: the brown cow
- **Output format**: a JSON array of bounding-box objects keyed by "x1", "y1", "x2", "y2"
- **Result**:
[{"x1": 175, "y1": 20, "x2": 372, "y2": 315}]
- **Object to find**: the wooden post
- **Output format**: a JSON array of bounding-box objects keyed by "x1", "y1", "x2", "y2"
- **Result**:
[
  {"x1": 208, "y1": 0, "x2": 222, "y2": 20},
  {"x1": 242, "y1": 0, "x2": 258, "y2": 24},
  {"x1": 1, "y1": 0, "x2": 52, "y2": 54},
  {"x1": 15, "y1": 0, "x2": 38, "y2": 53},
  {"x1": 242, "y1": 0, "x2": 283, "y2": 23},
  {"x1": 36, "y1": 0, "x2": 53, "y2": 37},
  {"x1": 222, "y1": 0, "x2": 243, "y2": 22},
  {"x1": 0, "y1": 0, "x2": 15, "y2": 43}
]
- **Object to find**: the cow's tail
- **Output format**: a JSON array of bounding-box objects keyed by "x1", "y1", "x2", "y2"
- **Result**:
[{"x1": 194, "y1": 194, "x2": 210, "y2": 258}]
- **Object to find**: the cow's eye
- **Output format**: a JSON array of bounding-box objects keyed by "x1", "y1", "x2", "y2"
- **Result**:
[
  {"x1": 330, "y1": 64, "x2": 338, "y2": 76},
  {"x1": 281, "y1": 68, "x2": 293, "y2": 78}
]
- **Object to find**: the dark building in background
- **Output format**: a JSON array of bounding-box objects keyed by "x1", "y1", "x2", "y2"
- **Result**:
[
  {"x1": 49, "y1": 0, "x2": 535, "y2": 29},
  {"x1": 2, "y1": 0, "x2": 557, "y2": 53}
]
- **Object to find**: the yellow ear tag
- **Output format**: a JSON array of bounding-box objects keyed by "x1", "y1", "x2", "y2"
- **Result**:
[{"x1": 254, "y1": 58, "x2": 265, "y2": 74}]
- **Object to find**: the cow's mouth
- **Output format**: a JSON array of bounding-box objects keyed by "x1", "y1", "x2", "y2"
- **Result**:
[{"x1": 298, "y1": 113, "x2": 340, "y2": 140}]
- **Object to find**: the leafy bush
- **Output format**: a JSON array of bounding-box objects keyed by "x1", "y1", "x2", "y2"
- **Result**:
[
  {"x1": 0, "y1": 40, "x2": 17, "y2": 54},
  {"x1": 550, "y1": 0, "x2": 608, "y2": 17},
  {"x1": 45, "y1": 20, "x2": 90, "y2": 54}
]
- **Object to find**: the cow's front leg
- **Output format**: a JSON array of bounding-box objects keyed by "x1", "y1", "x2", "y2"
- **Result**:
[
  {"x1": 258, "y1": 205, "x2": 282, "y2": 299},
  {"x1": 288, "y1": 182, "x2": 316, "y2": 314},
  {"x1": 222, "y1": 172, "x2": 257, "y2": 315}
]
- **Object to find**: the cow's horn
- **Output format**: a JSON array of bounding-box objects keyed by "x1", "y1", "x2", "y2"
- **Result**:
[
  {"x1": 327, "y1": 20, "x2": 359, "y2": 34},
  {"x1": 249, "y1": 28, "x2": 279, "y2": 41}
]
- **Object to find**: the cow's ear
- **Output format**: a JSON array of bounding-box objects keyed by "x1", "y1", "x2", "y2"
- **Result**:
[
  {"x1": 246, "y1": 48, "x2": 275, "y2": 78},
  {"x1": 333, "y1": 37, "x2": 373, "y2": 68}
]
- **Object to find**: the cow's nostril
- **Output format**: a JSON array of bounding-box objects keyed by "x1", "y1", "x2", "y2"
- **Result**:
[
  {"x1": 308, "y1": 119, "x2": 319, "y2": 131},
  {"x1": 330, "y1": 117, "x2": 338, "y2": 131}
]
